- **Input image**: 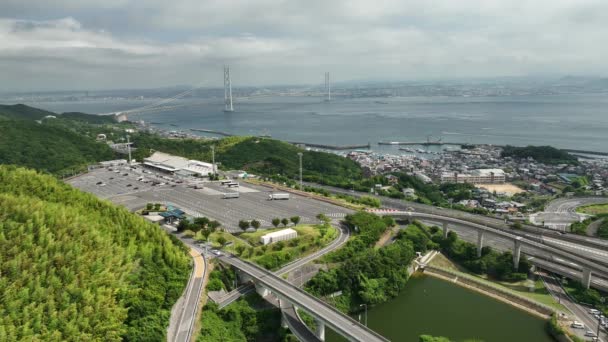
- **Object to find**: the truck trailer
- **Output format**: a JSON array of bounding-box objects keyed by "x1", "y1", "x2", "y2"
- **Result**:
[
  {"x1": 268, "y1": 193, "x2": 290, "y2": 200},
  {"x1": 223, "y1": 192, "x2": 240, "y2": 199}
]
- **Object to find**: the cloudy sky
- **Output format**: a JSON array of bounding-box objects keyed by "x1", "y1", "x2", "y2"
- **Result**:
[{"x1": 1, "y1": 0, "x2": 607, "y2": 91}]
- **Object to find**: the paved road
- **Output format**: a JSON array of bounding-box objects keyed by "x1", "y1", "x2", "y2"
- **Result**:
[
  {"x1": 164, "y1": 240, "x2": 207, "y2": 342},
  {"x1": 217, "y1": 254, "x2": 389, "y2": 342},
  {"x1": 530, "y1": 197, "x2": 608, "y2": 231},
  {"x1": 540, "y1": 272, "x2": 606, "y2": 341}
]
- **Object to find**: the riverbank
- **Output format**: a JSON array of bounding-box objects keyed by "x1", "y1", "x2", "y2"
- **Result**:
[{"x1": 424, "y1": 265, "x2": 554, "y2": 319}]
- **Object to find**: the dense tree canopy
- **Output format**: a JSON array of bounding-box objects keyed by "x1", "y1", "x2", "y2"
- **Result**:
[
  {"x1": 0, "y1": 166, "x2": 191, "y2": 341},
  {"x1": 0, "y1": 120, "x2": 115, "y2": 176},
  {"x1": 501, "y1": 145, "x2": 578, "y2": 165}
]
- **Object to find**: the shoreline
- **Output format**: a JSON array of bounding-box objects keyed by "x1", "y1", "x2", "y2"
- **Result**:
[{"x1": 423, "y1": 267, "x2": 554, "y2": 320}]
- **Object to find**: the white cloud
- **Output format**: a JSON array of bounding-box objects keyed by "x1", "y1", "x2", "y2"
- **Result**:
[{"x1": 0, "y1": 0, "x2": 607, "y2": 91}]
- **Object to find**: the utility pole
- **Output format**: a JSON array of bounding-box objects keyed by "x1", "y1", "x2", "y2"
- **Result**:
[
  {"x1": 126, "y1": 134, "x2": 132, "y2": 164},
  {"x1": 297, "y1": 152, "x2": 303, "y2": 190},
  {"x1": 211, "y1": 145, "x2": 216, "y2": 179}
]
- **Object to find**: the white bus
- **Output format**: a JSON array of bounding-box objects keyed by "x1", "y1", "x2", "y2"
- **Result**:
[{"x1": 223, "y1": 192, "x2": 240, "y2": 199}]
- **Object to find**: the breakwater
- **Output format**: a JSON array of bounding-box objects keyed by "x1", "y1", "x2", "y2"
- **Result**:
[
  {"x1": 190, "y1": 128, "x2": 234, "y2": 137},
  {"x1": 288, "y1": 141, "x2": 371, "y2": 150}
]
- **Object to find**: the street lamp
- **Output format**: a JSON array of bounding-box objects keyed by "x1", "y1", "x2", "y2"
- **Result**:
[
  {"x1": 297, "y1": 152, "x2": 303, "y2": 190},
  {"x1": 211, "y1": 145, "x2": 216, "y2": 179},
  {"x1": 360, "y1": 304, "x2": 368, "y2": 327}
]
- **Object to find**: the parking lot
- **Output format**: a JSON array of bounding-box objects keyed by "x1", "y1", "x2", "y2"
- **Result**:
[{"x1": 68, "y1": 166, "x2": 351, "y2": 233}]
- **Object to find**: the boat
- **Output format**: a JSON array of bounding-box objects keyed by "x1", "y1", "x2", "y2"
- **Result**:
[{"x1": 399, "y1": 147, "x2": 414, "y2": 152}]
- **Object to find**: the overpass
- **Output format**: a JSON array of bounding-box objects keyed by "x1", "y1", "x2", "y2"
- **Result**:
[
  {"x1": 382, "y1": 210, "x2": 608, "y2": 289},
  {"x1": 217, "y1": 254, "x2": 389, "y2": 342}
]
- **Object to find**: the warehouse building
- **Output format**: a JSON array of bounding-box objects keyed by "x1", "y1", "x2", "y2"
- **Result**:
[
  {"x1": 143, "y1": 151, "x2": 215, "y2": 177},
  {"x1": 260, "y1": 228, "x2": 298, "y2": 245}
]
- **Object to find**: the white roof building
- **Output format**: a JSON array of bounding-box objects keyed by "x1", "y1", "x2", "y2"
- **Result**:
[
  {"x1": 143, "y1": 151, "x2": 215, "y2": 176},
  {"x1": 260, "y1": 228, "x2": 298, "y2": 245}
]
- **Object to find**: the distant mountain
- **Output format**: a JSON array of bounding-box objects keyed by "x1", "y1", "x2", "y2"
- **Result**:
[{"x1": 0, "y1": 103, "x2": 116, "y2": 124}]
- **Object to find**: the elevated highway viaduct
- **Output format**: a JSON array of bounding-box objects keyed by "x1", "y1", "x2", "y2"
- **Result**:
[
  {"x1": 385, "y1": 211, "x2": 608, "y2": 289},
  {"x1": 217, "y1": 254, "x2": 389, "y2": 342}
]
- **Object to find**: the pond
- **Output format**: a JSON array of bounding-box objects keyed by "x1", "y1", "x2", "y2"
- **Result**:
[{"x1": 326, "y1": 274, "x2": 553, "y2": 342}]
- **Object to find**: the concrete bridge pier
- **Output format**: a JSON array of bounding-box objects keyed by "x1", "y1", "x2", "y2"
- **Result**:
[
  {"x1": 513, "y1": 237, "x2": 522, "y2": 270},
  {"x1": 279, "y1": 299, "x2": 288, "y2": 328},
  {"x1": 442, "y1": 222, "x2": 449, "y2": 239},
  {"x1": 477, "y1": 231, "x2": 485, "y2": 258},
  {"x1": 315, "y1": 319, "x2": 326, "y2": 341},
  {"x1": 255, "y1": 284, "x2": 270, "y2": 297},
  {"x1": 582, "y1": 268, "x2": 592, "y2": 289}
]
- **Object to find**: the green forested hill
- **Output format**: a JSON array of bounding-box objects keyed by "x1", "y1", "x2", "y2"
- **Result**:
[
  {"x1": 132, "y1": 134, "x2": 362, "y2": 184},
  {"x1": 0, "y1": 166, "x2": 191, "y2": 341},
  {"x1": 0, "y1": 103, "x2": 115, "y2": 124},
  {"x1": 0, "y1": 103, "x2": 56, "y2": 121},
  {"x1": 0, "y1": 120, "x2": 116, "y2": 176}
]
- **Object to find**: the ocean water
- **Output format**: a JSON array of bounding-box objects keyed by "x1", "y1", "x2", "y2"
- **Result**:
[{"x1": 20, "y1": 93, "x2": 608, "y2": 152}]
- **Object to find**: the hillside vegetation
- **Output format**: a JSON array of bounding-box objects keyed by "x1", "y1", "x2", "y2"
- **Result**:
[
  {"x1": 132, "y1": 134, "x2": 362, "y2": 183},
  {"x1": 0, "y1": 120, "x2": 115, "y2": 176},
  {"x1": 0, "y1": 166, "x2": 191, "y2": 341},
  {"x1": 0, "y1": 104, "x2": 119, "y2": 176},
  {"x1": 501, "y1": 145, "x2": 578, "y2": 165}
]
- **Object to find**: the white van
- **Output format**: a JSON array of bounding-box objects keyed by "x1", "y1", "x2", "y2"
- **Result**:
[
  {"x1": 589, "y1": 309, "x2": 601, "y2": 315},
  {"x1": 571, "y1": 321, "x2": 584, "y2": 329}
]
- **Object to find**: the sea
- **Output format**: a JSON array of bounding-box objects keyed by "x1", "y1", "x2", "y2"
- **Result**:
[{"x1": 16, "y1": 93, "x2": 608, "y2": 153}]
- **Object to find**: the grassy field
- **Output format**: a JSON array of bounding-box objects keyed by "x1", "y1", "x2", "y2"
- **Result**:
[
  {"x1": 429, "y1": 253, "x2": 568, "y2": 312},
  {"x1": 577, "y1": 203, "x2": 608, "y2": 215},
  {"x1": 197, "y1": 224, "x2": 337, "y2": 270}
]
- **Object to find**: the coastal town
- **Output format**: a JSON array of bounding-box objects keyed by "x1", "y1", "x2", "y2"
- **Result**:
[{"x1": 346, "y1": 145, "x2": 608, "y2": 219}]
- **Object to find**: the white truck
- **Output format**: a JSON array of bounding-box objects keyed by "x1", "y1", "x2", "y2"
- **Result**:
[
  {"x1": 223, "y1": 192, "x2": 240, "y2": 199},
  {"x1": 268, "y1": 193, "x2": 290, "y2": 200}
]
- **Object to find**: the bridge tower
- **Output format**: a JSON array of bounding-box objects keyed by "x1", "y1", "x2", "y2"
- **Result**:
[
  {"x1": 224, "y1": 65, "x2": 234, "y2": 112},
  {"x1": 324, "y1": 72, "x2": 331, "y2": 102}
]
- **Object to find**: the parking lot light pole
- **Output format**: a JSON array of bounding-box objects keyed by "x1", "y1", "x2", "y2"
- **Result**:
[
  {"x1": 211, "y1": 145, "x2": 216, "y2": 178},
  {"x1": 126, "y1": 134, "x2": 132, "y2": 164},
  {"x1": 297, "y1": 152, "x2": 303, "y2": 190}
]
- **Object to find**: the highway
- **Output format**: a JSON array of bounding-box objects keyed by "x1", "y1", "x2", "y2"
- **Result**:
[
  {"x1": 540, "y1": 272, "x2": 606, "y2": 341},
  {"x1": 530, "y1": 197, "x2": 608, "y2": 231},
  {"x1": 168, "y1": 246, "x2": 207, "y2": 342},
  {"x1": 217, "y1": 254, "x2": 389, "y2": 342},
  {"x1": 302, "y1": 182, "x2": 608, "y2": 254},
  {"x1": 386, "y1": 211, "x2": 608, "y2": 286}
]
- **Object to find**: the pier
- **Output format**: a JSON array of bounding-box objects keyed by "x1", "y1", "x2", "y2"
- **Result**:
[
  {"x1": 378, "y1": 141, "x2": 464, "y2": 146},
  {"x1": 288, "y1": 141, "x2": 371, "y2": 151}
]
